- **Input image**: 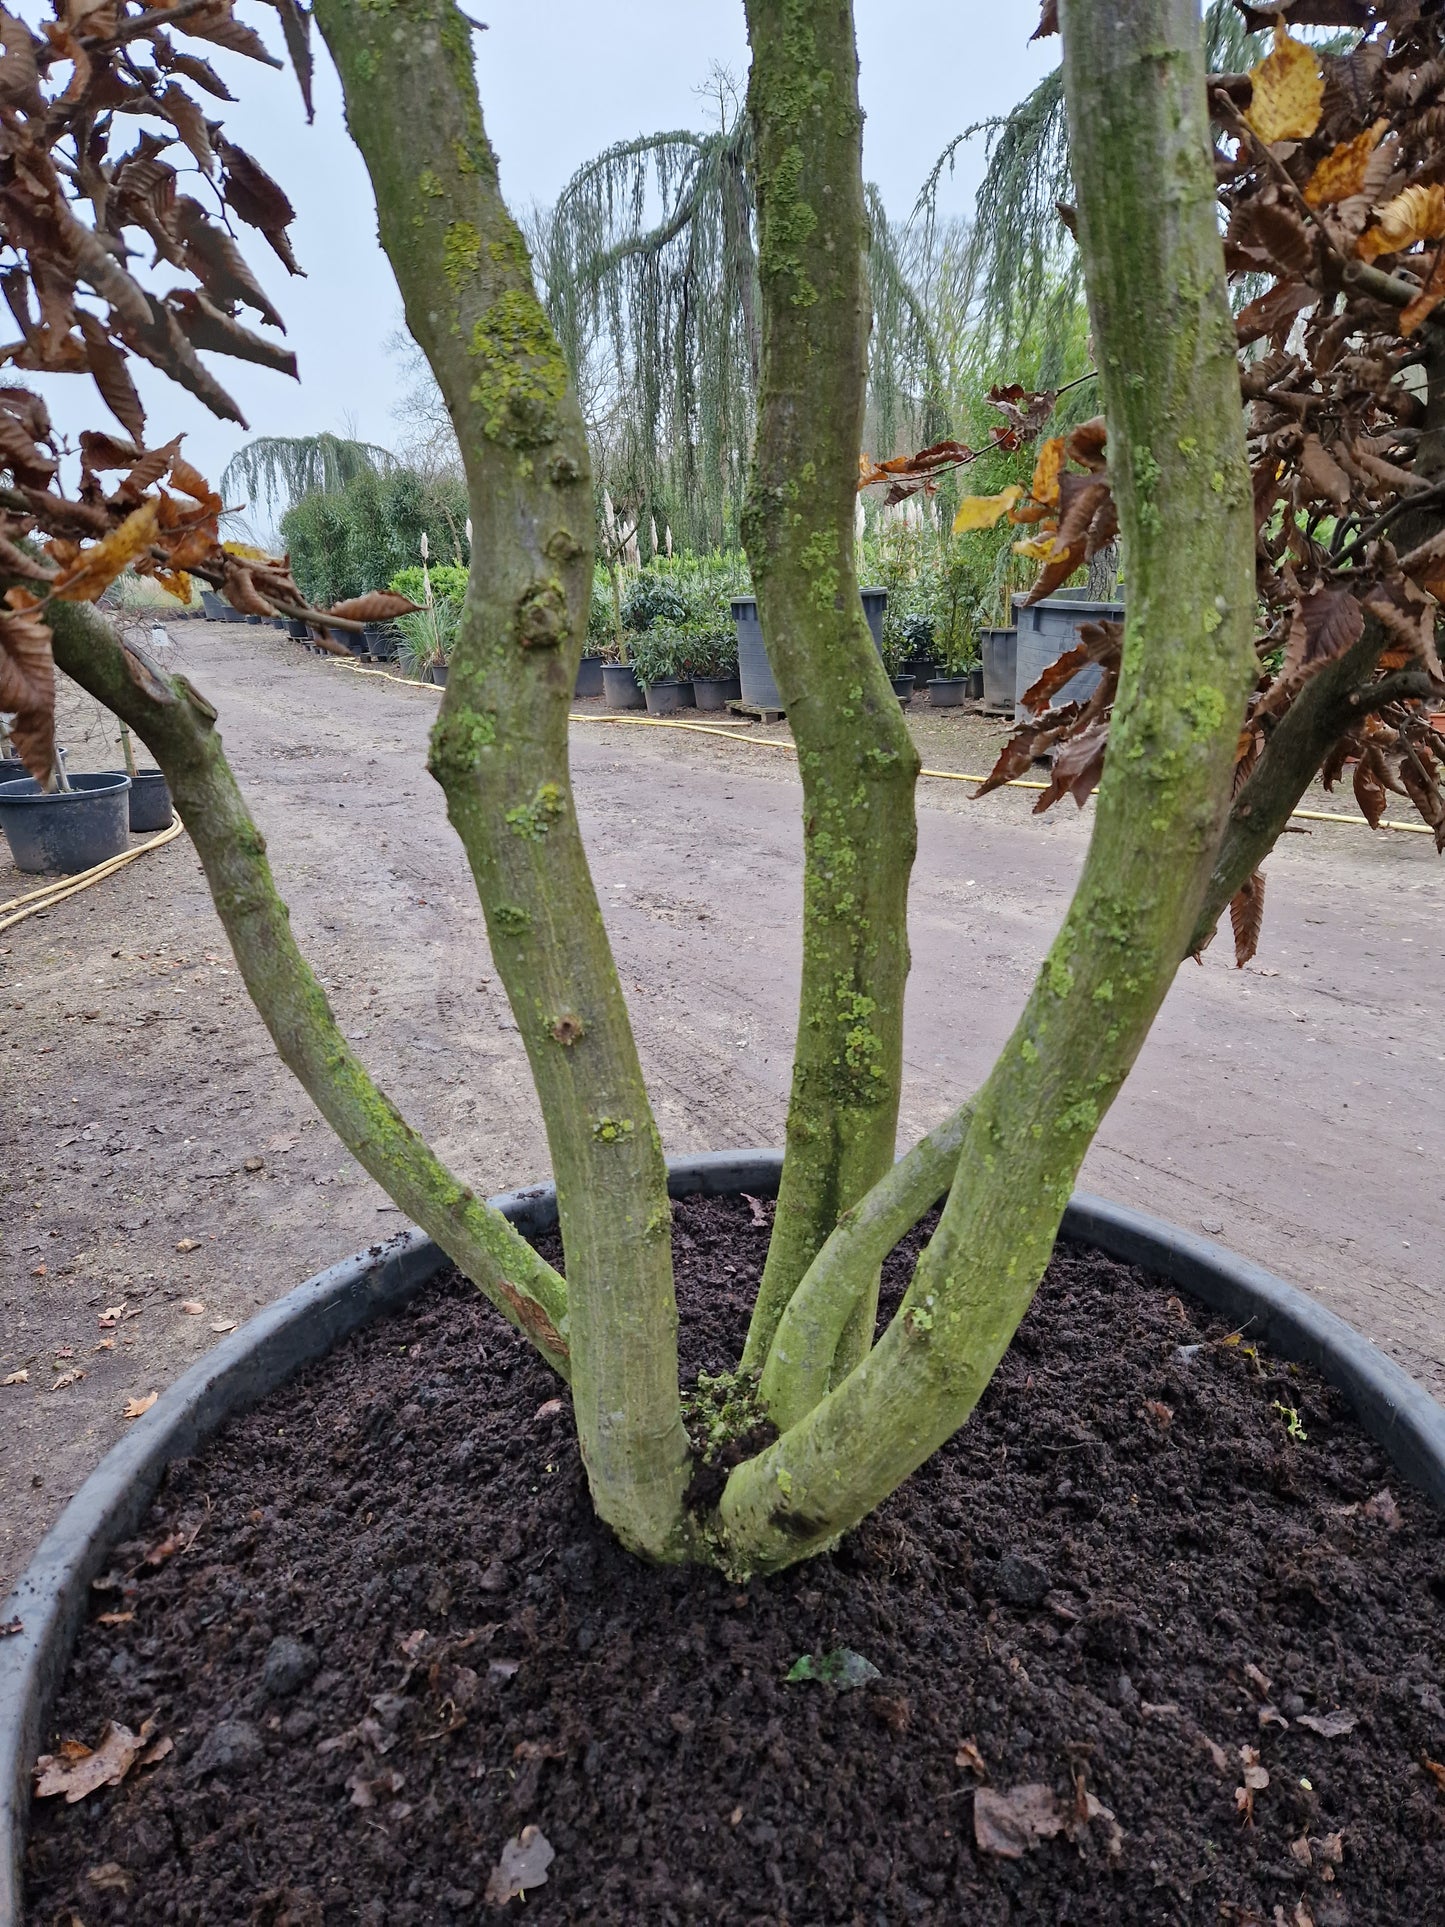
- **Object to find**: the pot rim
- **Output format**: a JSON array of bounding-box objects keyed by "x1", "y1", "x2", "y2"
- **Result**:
[
  {"x1": 4, "y1": 1149, "x2": 1443, "y2": 1915},
  {"x1": 0, "y1": 771, "x2": 131, "y2": 804}
]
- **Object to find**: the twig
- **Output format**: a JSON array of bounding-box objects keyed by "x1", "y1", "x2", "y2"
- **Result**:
[{"x1": 1329, "y1": 479, "x2": 1445, "y2": 570}]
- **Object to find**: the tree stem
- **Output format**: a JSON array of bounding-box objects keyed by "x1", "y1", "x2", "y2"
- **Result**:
[
  {"x1": 315, "y1": 0, "x2": 691, "y2": 1558},
  {"x1": 738, "y1": 0, "x2": 921, "y2": 1378},
  {"x1": 720, "y1": 0, "x2": 1257, "y2": 1574}
]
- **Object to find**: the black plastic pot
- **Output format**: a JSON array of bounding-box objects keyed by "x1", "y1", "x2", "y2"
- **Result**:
[
  {"x1": 127, "y1": 769, "x2": 173, "y2": 833},
  {"x1": 363, "y1": 623, "x2": 399, "y2": 663},
  {"x1": 980, "y1": 627, "x2": 1018, "y2": 713},
  {"x1": 428, "y1": 663, "x2": 449, "y2": 687},
  {"x1": 0, "y1": 772, "x2": 131, "y2": 875},
  {"x1": 644, "y1": 679, "x2": 694, "y2": 716},
  {"x1": 966, "y1": 666, "x2": 984, "y2": 700},
  {"x1": 890, "y1": 674, "x2": 915, "y2": 705},
  {"x1": 903, "y1": 657, "x2": 938, "y2": 686},
  {"x1": 692, "y1": 676, "x2": 735, "y2": 712},
  {"x1": 4, "y1": 1151, "x2": 1443, "y2": 1923},
  {"x1": 730, "y1": 596, "x2": 781, "y2": 711},
  {"x1": 927, "y1": 676, "x2": 968, "y2": 707},
  {"x1": 286, "y1": 619, "x2": 309, "y2": 640},
  {"x1": 601, "y1": 662, "x2": 645, "y2": 710},
  {"x1": 574, "y1": 654, "x2": 605, "y2": 699},
  {"x1": 200, "y1": 590, "x2": 226, "y2": 621}
]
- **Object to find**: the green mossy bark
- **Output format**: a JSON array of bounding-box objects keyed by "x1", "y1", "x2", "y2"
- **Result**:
[
  {"x1": 717, "y1": 0, "x2": 1256, "y2": 1574},
  {"x1": 315, "y1": 0, "x2": 690, "y2": 1559},
  {"x1": 48, "y1": 602, "x2": 570, "y2": 1373},
  {"x1": 738, "y1": 0, "x2": 921, "y2": 1381}
]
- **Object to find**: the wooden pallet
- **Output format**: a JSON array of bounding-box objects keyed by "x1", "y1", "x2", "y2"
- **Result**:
[{"x1": 727, "y1": 699, "x2": 786, "y2": 723}]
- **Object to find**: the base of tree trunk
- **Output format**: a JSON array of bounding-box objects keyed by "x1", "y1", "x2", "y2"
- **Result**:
[{"x1": 22, "y1": 1197, "x2": 1445, "y2": 1924}]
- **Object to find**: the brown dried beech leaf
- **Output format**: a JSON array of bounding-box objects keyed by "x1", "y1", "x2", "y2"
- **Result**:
[
  {"x1": 1303, "y1": 119, "x2": 1389, "y2": 207},
  {"x1": 122, "y1": 1391, "x2": 158, "y2": 1420},
  {"x1": 485, "y1": 1825, "x2": 556, "y2": 1905},
  {"x1": 326, "y1": 591, "x2": 422, "y2": 623},
  {"x1": 1229, "y1": 870, "x2": 1267, "y2": 969},
  {"x1": 973, "y1": 1783, "x2": 1067, "y2": 1859},
  {"x1": 0, "y1": 592, "x2": 55, "y2": 778},
  {"x1": 33, "y1": 1718, "x2": 162, "y2": 1802},
  {"x1": 52, "y1": 500, "x2": 161, "y2": 604},
  {"x1": 1296, "y1": 1709, "x2": 1358, "y2": 1738},
  {"x1": 1244, "y1": 24, "x2": 1323, "y2": 144},
  {"x1": 1357, "y1": 182, "x2": 1445, "y2": 263}
]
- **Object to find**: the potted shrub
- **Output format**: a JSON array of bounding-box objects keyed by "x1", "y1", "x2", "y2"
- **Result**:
[
  {"x1": 627, "y1": 624, "x2": 696, "y2": 715},
  {"x1": 0, "y1": 770, "x2": 131, "y2": 875},
  {"x1": 8, "y1": 4, "x2": 1445, "y2": 1922}
]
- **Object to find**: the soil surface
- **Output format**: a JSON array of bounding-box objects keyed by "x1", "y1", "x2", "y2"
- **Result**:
[
  {"x1": 3, "y1": 622, "x2": 1442, "y2": 1601},
  {"x1": 24, "y1": 1196, "x2": 1445, "y2": 1927}
]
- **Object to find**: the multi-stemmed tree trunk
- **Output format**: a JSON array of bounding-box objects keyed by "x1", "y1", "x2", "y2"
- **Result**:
[{"x1": 51, "y1": 0, "x2": 1316, "y2": 1575}]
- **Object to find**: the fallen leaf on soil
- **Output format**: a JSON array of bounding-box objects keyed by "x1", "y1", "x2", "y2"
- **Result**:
[
  {"x1": 346, "y1": 1767, "x2": 405, "y2": 1809},
  {"x1": 265, "y1": 1132, "x2": 298, "y2": 1151},
  {"x1": 955, "y1": 1737, "x2": 987, "y2": 1776},
  {"x1": 122, "y1": 1392, "x2": 158, "y2": 1419},
  {"x1": 1141, "y1": 1399, "x2": 1173, "y2": 1429},
  {"x1": 1236, "y1": 1744, "x2": 1269, "y2": 1823},
  {"x1": 1362, "y1": 1487, "x2": 1401, "y2": 1528},
  {"x1": 1245, "y1": 1661, "x2": 1272, "y2": 1698},
  {"x1": 3, "y1": 1369, "x2": 28, "y2": 1385},
  {"x1": 54, "y1": 1346, "x2": 74, "y2": 1359},
  {"x1": 485, "y1": 1825, "x2": 555, "y2": 1905},
  {"x1": 1296, "y1": 1709, "x2": 1357, "y2": 1738},
  {"x1": 785, "y1": 1648, "x2": 880, "y2": 1690},
  {"x1": 143, "y1": 1532, "x2": 186, "y2": 1567},
  {"x1": 1141, "y1": 1701, "x2": 1180, "y2": 1719},
  {"x1": 740, "y1": 1192, "x2": 769, "y2": 1227},
  {"x1": 175, "y1": 1237, "x2": 199, "y2": 1253},
  {"x1": 1, "y1": 1617, "x2": 22, "y2": 1637},
  {"x1": 1201, "y1": 1734, "x2": 1233, "y2": 1772},
  {"x1": 211, "y1": 1319, "x2": 237, "y2": 1334},
  {"x1": 973, "y1": 1783, "x2": 1067, "y2": 1858},
  {"x1": 534, "y1": 1398, "x2": 563, "y2": 1420},
  {"x1": 96, "y1": 1612, "x2": 134, "y2": 1626},
  {"x1": 180, "y1": 1300, "x2": 204, "y2": 1315},
  {"x1": 98, "y1": 1305, "x2": 125, "y2": 1328},
  {"x1": 31, "y1": 1263, "x2": 46, "y2": 1277},
  {"x1": 92, "y1": 1339, "x2": 114, "y2": 1353},
  {"x1": 51, "y1": 1370, "x2": 85, "y2": 1390},
  {"x1": 33, "y1": 1718, "x2": 160, "y2": 1802},
  {"x1": 86, "y1": 1863, "x2": 132, "y2": 1894},
  {"x1": 1289, "y1": 1835, "x2": 1313, "y2": 1867},
  {"x1": 1259, "y1": 1704, "x2": 1290, "y2": 1730}
]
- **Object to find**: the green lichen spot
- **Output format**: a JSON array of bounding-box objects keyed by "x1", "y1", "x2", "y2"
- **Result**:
[
  {"x1": 442, "y1": 220, "x2": 481, "y2": 291},
  {"x1": 417, "y1": 169, "x2": 444, "y2": 201},
  {"x1": 1047, "y1": 955, "x2": 1074, "y2": 1000},
  {"x1": 494, "y1": 903, "x2": 531, "y2": 935},
  {"x1": 1021, "y1": 1037, "x2": 1039, "y2": 1064},
  {"x1": 1093, "y1": 980, "x2": 1114, "y2": 1003},
  {"x1": 505, "y1": 782, "x2": 566, "y2": 840},
  {"x1": 428, "y1": 707, "x2": 496, "y2": 780},
  {"x1": 592, "y1": 1116, "x2": 635, "y2": 1144},
  {"x1": 468, "y1": 290, "x2": 568, "y2": 449}
]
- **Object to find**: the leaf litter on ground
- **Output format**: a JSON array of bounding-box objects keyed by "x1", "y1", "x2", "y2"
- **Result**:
[
  {"x1": 484, "y1": 1824, "x2": 555, "y2": 1905},
  {"x1": 33, "y1": 1719, "x2": 171, "y2": 1802},
  {"x1": 785, "y1": 1647, "x2": 880, "y2": 1689}
]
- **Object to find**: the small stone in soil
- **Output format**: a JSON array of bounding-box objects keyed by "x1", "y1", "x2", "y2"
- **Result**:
[
  {"x1": 261, "y1": 1636, "x2": 319, "y2": 1699},
  {"x1": 995, "y1": 1552, "x2": 1050, "y2": 1608},
  {"x1": 190, "y1": 1719, "x2": 262, "y2": 1777}
]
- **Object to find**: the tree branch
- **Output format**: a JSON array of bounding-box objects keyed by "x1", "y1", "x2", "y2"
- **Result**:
[{"x1": 48, "y1": 599, "x2": 571, "y2": 1371}]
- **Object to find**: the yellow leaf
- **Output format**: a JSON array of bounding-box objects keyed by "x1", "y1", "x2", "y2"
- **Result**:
[
  {"x1": 3, "y1": 1368, "x2": 28, "y2": 1386},
  {"x1": 1013, "y1": 532, "x2": 1063, "y2": 561},
  {"x1": 1030, "y1": 436, "x2": 1065, "y2": 509},
  {"x1": 1357, "y1": 182, "x2": 1445, "y2": 264},
  {"x1": 51, "y1": 501, "x2": 161, "y2": 604},
  {"x1": 1401, "y1": 248, "x2": 1445, "y2": 334},
  {"x1": 154, "y1": 569, "x2": 192, "y2": 603},
  {"x1": 122, "y1": 1392, "x2": 158, "y2": 1420},
  {"x1": 221, "y1": 539, "x2": 271, "y2": 561},
  {"x1": 1244, "y1": 24, "x2": 1323, "y2": 144},
  {"x1": 1303, "y1": 119, "x2": 1389, "y2": 208},
  {"x1": 952, "y1": 485, "x2": 1022, "y2": 534}
]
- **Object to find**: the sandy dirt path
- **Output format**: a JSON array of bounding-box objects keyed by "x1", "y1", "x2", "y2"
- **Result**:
[{"x1": 3, "y1": 622, "x2": 1441, "y2": 1595}]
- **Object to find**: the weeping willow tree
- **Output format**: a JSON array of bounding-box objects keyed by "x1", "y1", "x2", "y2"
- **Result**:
[
  {"x1": 917, "y1": 0, "x2": 1262, "y2": 367},
  {"x1": 532, "y1": 83, "x2": 945, "y2": 555},
  {"x1": 221, "y1": 432, "x2": 399, "y2": 535}
]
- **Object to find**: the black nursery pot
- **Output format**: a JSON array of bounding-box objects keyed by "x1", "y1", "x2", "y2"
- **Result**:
[
  {"x1": 574, "y1": 654, "x2": 605, "y2": 699},
  {"x1": 127, "y1": 769, "x2": 173, "y2": 834},
  {"x1": 0, "y1": 772, "x2": 131, "y2": 876},
  {"x1": 692, "y1": 676, "x2": 735, "y2": 712},
  {"x1": 927, "y1": 676, "x2": 968, "y2": 707},
  {"x1": 4, "y1": 1150, "x2": 1445, "y2": 1925},
  {"x1": 600, "y1": 662, "x2": 645, "y2": 710},
  {"x1": 643, "y1": 679, "x2": 695, "y2": 716},
  {"x1": 890, "y1": 673, "x2": 915, "y2": 704}
]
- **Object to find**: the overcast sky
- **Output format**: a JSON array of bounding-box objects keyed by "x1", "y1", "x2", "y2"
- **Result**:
[{"x1": 34, "y1": 2, "x2": 1057, "y2": 501}]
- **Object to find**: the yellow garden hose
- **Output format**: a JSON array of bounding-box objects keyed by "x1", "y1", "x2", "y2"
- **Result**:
[
  {"x1": 0, "y1": 813, "x2": 185, "y2": 935},
  {"x1": 320, "y1": 652, "x2": 1434, "y2": 837},
  {"x1": 569, "y1": 712, "x2": 1435, "y2": 833}
]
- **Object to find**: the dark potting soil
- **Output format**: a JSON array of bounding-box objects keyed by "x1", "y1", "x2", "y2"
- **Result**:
[{"x1": 24, "y1": 1197, "x2": 1445, "y2": 1927}]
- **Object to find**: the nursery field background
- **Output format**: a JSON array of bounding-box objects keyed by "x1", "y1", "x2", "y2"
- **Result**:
[{"x1": 2, "y1": 621, "x2": 1439, "y2": 1599}]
